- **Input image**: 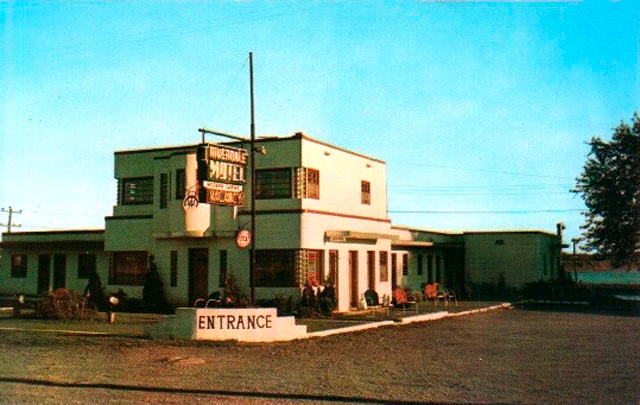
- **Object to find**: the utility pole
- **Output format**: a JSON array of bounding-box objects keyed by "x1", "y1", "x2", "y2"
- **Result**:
[
  {"x1": 249, "y1": 51, "x2": 257, "y2": 306},
  {"x1": 1, "y1": 206, "x2": 22, "y2": 233}
]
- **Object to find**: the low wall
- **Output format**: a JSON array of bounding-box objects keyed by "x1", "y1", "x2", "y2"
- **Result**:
[{"x1": 145, "y1": 307, "x2": 308, "y2": 342}]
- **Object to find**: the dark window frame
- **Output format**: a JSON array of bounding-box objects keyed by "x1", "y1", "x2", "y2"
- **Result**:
[
  {"x1": 11, "y1": 254, "x2": 28, "y2": 278},
  {"x1": 109, "y1": 251, "x2": 148, "y2": 286},
  {"x1": 256, "y1": 168, "x2": 292, "y2": 199},
  {"x1": 120, "y1": 177, "x2": 154, "y2": 205}
]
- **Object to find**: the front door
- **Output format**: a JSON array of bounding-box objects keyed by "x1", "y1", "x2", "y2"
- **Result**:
[
  {"x1": 391, "y1": 253, "x2": 398, "y2": 290},
  {"x1": 53, "y1": 254, "x2": 67, "y2": 290},
  {"x1": 349, "y1": 251, "x2": 359, "y2": 309},
  {"x1": 37, "y1": 254, "x2": 51, "y2": 295},
  {"x1": 189, "y1": 248, "x2": 209, "y2": 305}
]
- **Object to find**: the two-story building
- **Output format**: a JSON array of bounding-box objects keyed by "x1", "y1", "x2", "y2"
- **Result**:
[{"x1": 0, "y1": 132, "x2": 563, "y2": 310}]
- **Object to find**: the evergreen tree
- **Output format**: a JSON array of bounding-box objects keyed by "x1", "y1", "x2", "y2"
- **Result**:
[
  {"x1": 573, "y1": 113, "x2": 640, "y2": 267},
  {"x1": 142, "y1": 255, "x2": 168, "y2": 312}
]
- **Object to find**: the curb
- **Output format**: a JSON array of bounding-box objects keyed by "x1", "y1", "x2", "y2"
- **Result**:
[{"x1": 305, "y1": 304, "x2": 512, "y2": 339}]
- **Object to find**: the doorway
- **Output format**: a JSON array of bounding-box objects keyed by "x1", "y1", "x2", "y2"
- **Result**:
[
  {"x1": 188, "y1": 248, "x2": 209, "y2": 305},
  {"x1": 53, "y1": 254, "x2": 66, "y2": 290},
  {"x1": 37, "y1": 254, "x2": 51, "y2": 295},
  {"x1": 349, "y1": 251, "x2": 359, "y2": 309}
]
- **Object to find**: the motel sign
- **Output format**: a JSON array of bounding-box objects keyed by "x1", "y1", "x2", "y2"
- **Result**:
[{"x1": 197, "y1": 143, "x2": 248, "y2": 206}]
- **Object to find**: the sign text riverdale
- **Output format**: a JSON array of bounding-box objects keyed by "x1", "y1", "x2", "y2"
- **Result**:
[{"x1": 197, "y1": 144, "x2": 248, "y2": 206}]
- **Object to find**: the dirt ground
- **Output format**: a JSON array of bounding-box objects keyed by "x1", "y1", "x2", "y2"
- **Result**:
[{"x1": 1, "y1": 308, "x2": 639, "y2": 404}]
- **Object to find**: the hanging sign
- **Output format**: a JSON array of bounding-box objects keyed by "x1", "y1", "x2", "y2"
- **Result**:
[
  {"x1": 236, "y1": 229, "x2": 251, "y2": 249},
  {"x1": 197, "y1": 144, "x2": 248, "y2": 206},
  {"x1": 183, "y1": 192, "x2": 199, "y2": 212}
]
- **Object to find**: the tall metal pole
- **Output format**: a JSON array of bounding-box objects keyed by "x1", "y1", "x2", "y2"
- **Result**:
[{"x1": 249, "y1": 52, "x2": 257, "y2": 305}]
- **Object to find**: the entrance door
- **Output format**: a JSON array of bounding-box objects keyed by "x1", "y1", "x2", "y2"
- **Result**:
[
  {"x1": 53, "y1": 254, "x2": 66, "y2": 290},
  {"x1": 349, "y1": 251, "x2": 359, "y2": 309},
  {"x1": 367, "y1": 251, "x2": 376, "y2": 291},
  {"x1": 189, "y1": 249, "x2": 209, "y2": 305},
  {"x1": 391, "y1": 253, "x2": 398, "y2": 290},
  {"x1": 37, "y1": 254, "x2": 51, "y2": 295}
]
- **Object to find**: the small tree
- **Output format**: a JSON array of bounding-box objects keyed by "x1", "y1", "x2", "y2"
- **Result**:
[
  {"x1": 84, "y1": 270, "x2": 107, "y2": 311},
  {"x1": 573, "y1": 113, "x2": 640, "y2": 268}
]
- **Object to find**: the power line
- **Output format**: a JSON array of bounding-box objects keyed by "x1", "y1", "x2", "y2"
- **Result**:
[
  {"x1": 388, "y1": 161, "x2": 575, "y2": 180},
  {"x1": 388, "y1": 209, "x2": 583, "y2": 214}
]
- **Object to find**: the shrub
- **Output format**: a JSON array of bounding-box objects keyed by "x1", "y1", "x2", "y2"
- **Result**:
[{"x1": 36, "y1": 288, "x2": 97, "y2": 320}]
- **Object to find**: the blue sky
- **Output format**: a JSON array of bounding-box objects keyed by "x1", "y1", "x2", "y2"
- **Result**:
[{"x1": 1, "y1": 1, "x2": 638, "y2": 249}]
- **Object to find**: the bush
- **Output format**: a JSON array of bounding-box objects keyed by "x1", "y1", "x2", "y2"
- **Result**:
[{"x1": 36, "y1": 288, "x2": 98, "y2": 320}]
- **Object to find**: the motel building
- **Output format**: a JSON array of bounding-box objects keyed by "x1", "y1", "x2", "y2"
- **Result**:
[{"x1": 0, "y1": 133, "x2": 564, "y2": 312}]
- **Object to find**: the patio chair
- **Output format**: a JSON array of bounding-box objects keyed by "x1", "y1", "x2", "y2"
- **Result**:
[
  {"x1": 425, "y1": 283, "x2": 447, "y2": 306},
  {"x1": 364, "y1": 289, "x2": 385, "y2": 316},
  {"x1": 393, "y1": 288, "x2": 418, "y2": 313},
  {"x1": 193, "y1": 298, "x2": 206, "y2": 308}
]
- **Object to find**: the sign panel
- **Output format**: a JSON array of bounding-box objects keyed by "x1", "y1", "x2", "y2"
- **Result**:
[
  {"x1": 145, "y1": 308, "x2": 308, "y2": 342},
  {"x1": 197, "y1": 144, "x2": 248, "y2": 206}
]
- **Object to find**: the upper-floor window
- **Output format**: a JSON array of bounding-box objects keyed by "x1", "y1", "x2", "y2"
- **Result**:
[
  {"x1": 297, "y1": 168, "x2": 320, "y2": 199},
  {"x1": 255, "y1": 167, "x2": 321, "y2": 200},
  {"x1": 159, "y1": 173, "x2": 168, "y2": 209},
  {"x1": 256, "y1": 168, "x2": 292, "y2": 199},
  {"x1": 120, "y1": 177, "x2": 153, "y2": 205},
  {"x1": 175, "y1": 169, "x2": 186, "y2": 200},
  {"x1": 361, "y1": 180, "x2": 371, "y2": 205}
]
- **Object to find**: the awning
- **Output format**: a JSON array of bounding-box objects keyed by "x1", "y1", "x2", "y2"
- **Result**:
[{"x1": 325, "y1": 230, "x2": 400, "y2": 243}]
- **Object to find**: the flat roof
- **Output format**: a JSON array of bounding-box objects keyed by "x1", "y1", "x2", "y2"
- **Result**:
[{"x1": 114, "y1": 132, "x2": 385, "y2": 164}]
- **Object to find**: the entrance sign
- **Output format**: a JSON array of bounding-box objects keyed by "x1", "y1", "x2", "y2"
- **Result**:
[
  {"x1": 145, "y1": 307, "x2": 308, "y2": 342},
  {"x1": 197, "y1": 144, "x2": 248, "y2": 206},
  {"x1": 236, "y1": 229, "x2": 251, "y2": 249}
]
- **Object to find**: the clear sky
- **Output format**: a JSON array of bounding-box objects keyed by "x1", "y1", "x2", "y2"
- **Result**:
[{"x1": 1, "y1": 1, "x2": 638, "y2": 250}]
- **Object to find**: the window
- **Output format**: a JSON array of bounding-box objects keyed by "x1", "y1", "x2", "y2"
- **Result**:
[
  {"x1": 120, "y1": 177, "x2": 153, "y2": 205},
  {"x1": 170, "y1": 251, "x2": 178, "y2": 287},
  {"x1": 160, "y1": 173, "x2": 168, "y2": 208},
  {"x1": 379, "y1": 251, "x2": 389, "y2": 282},
  {"x1": 77, "y1": 253, "x2": 97, "y2": 279},
  {"x1": 11, "y1": 254, "x2": 27, "y2": 278},
  {"x1": 255, "y1": 250, "x2": 296, "y2": 287},
  {"x1": 361, "y1": 180, "x2": 371, "y2": 205},
  {"x1": 175, "y1": 168, "x2": 186, "y2": 200},
  {"x1": 219, "y1": 250, "x2": 227, "y2": 288},
  {"x1": 256, "y1": 169, "x2": 292, "y2": 199},
  {"x1": 298, "y1": 249, "x2": 324, "y2": 286},
  {"x1": 295, "y1": 168, "x2": 320, "y2": 199},
  {"x1": 427, "y1": 254, "x2": 434, "y2": 283},
  {"x1": 495, "y1": 239, "x2": 505, "y2": 246},
  {"x1": 109, "y1": 251, "x2": 148, "y2": 285},
  {"x1": 417, "y1": 254, "x2": 424, "y2": 275}
]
